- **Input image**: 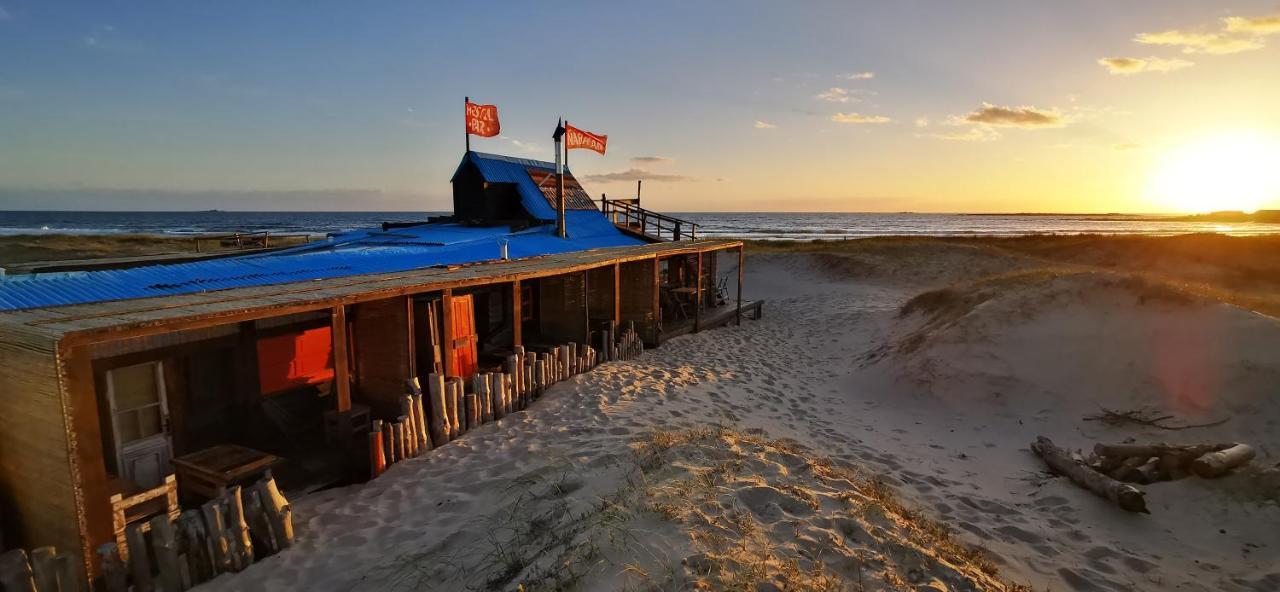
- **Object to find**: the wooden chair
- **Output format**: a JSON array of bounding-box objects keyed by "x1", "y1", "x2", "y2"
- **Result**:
[{"x1": 109, "y1": 474, "x2": 181, "y2": 561}]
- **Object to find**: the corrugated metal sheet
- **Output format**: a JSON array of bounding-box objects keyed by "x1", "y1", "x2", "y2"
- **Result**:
[
  {"x1": 0, "y1": 154, "x2": 643, "y2": 311},
  {"x1": 452, "y1": 151, "x2": 572, "y2": 220}
]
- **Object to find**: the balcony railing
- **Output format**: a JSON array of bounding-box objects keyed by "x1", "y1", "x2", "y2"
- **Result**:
[{"x1": 600, "y1": 199, "x2": 698, "y2": 242}]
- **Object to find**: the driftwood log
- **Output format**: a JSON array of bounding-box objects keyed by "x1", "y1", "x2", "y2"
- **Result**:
[
  {"x1": 124, "y1": 522, "x2": 155, "y2": 591},
  {"x1": 96, "y1": 544, "x2": 128, "y2": 592},
  {"x1": 1032, "y1": 436, "x2": 1148, "y2": 513},
  {"x1": 149, "y1": 515, "x2": 184, "y2": 592},
  {"x1": 0, "y1": 549, "x2": 36, "y2": 592},
  {"x1": 1192, "y1": 444, "x2": 1256, "y2": 478},
  {"x1": 427, "y1": 374, "x2": 449, "y2": 447}
]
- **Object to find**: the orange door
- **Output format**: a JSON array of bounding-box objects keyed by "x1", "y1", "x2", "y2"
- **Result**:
[{"x1": 449, "y1": 294, "x2": 479, "y2": 378}]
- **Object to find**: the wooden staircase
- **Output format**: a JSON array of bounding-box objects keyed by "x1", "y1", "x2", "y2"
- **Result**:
[{"x1": 600, "y1": 199, "x2": 699, "y2": 242}]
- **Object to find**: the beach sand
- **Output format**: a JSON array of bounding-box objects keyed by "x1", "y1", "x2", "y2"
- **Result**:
[{"x1": 19, "y1": 234, "x2": 1279, "y2": 591}]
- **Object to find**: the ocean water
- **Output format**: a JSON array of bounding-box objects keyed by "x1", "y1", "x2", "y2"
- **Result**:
[{"x1": 2, "y1": 210, "x2": 1279, "y2": 240}]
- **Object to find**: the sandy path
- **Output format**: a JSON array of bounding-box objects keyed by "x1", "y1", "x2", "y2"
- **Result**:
[{"x1": 202, "y1": 251, "x2": 1280, "y2": 592}]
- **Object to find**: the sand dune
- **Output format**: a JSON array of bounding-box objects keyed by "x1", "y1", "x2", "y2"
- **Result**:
[{"x1": 201, "y1": 240, "x2": 1280, "y2": 592}]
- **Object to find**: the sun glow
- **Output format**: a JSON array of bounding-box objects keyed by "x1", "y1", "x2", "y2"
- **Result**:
[{"x1": 1146, "y1": 132, "x2": 1280, "y2": 213}]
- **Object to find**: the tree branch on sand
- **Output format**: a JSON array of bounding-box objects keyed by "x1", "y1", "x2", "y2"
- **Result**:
[
  {"x1": 1083, "y1": 406, "x2": 1228, "y2": 431},
  {"x1": 1030, "y1": 436, "x2": 1149, "y2": 514}
]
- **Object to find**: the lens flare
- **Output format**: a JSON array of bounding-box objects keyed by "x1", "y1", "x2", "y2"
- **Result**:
[{"x1": 1146, "y1": 132, "x2": 1280, "y2": 213}]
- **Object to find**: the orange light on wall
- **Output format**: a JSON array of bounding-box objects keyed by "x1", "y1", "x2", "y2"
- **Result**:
[{"x1": 257, "y1": 327, "x2": 336, "y2": 395}]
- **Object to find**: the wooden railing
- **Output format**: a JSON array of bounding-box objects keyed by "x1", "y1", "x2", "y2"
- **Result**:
[
  {"x1": 600, "y1": 199, "x2": 698, "y2": 242},
  {"x1": 194, "y1": 231, "x2": 311, "y2": 252}
]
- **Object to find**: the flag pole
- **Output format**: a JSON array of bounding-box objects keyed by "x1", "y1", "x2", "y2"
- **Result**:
[
  {"x1": 464, "y1": 96, "x2": 471, "y2": 152},
  {"x1": 563, "y1": 120, "x2": 569, "y2": 171},
  {"x1": 554, "y1": 118, "x2": 566, "y2": 238}
]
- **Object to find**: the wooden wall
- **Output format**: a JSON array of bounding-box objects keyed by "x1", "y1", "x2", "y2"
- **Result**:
[
  {"x1": 538, "y1": 272, "x2": 587, "y2": 344},
  {"x1": 349, "y1": 297, "x2": 411, "y2": 418},
  {"x1": 586, "y1": 266, "x2": 615, "y2": 323},
  {"x1": 0, "y1": 327, "x2": 86, "y2": 576},
  {"x1": 620, "y1": 260, "x2": 658, "y2": 344}
]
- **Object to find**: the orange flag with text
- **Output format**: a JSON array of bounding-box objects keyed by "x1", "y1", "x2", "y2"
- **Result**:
[
  {"x1": 465, "y1": 100, "x2": 500, "y2": 137},
  {"x1": 565, "y1": 123, "x2": 607, "y2": 154}
]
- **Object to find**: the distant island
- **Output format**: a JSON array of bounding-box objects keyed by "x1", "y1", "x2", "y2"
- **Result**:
[
  {"x1": 966, "y1": 210, "x2": 1280, "y2": 223},
  {"x1": 1154, "y1": 210, "x2": 1280, "y2": 223}
]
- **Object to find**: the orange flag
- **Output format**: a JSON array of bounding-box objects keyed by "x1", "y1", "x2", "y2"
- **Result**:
[
  {"x1": 565, "y1": 123, "x2": 607, "y2": 154},
  {"x1": 465, "y1": 101, "x2": 500, "y2": 137}
]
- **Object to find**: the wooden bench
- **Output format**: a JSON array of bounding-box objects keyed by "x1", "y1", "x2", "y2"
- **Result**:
[
  {"x1": 109, "y1": 475, "x2": 181, "y2": 561},
  {"x1": 741, "y1": 299, "x2": 765, "y2": 320}
]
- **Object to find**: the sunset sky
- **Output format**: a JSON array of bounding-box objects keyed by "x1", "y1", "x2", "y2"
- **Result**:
[{"x1": 1, "y1": 1, "x2": 1279, "y2": 213}]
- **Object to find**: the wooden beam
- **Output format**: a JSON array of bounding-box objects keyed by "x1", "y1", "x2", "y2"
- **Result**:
[
  {"x1": 331, "y1": 305, "x2": 351, "y2": 412},
  {"x1": 737, "y1": 245, "x2": 744, "y2": 326},
  {"x1": 652, "y1": 258, "x2": 661, "y2": 344},
  {"x1": 613, "y1": 263, "x2": 621, "y2": 324},
  {"x1": 582, "y1": 271, "x2": 590, "y2": 344},
  {"x1": 511, "y1": 281, "x2": 522, "y2": 347},
  {"x1": 235, "y1": 320, "x2": 259, "y2": 440},
  {"x1": 694, "y1": 253, "x2": 703, "y2": 332},
  {"x1": 59, "y1": 343, "x2": 114, "y2": 580},
  {"x1": 49, "y1": 240, "x2": 745, "y2": 348},
  {"x1": 404, "y1": 296, "x2": 417, "y2": 379},
  {"x1": 441, "y1": 289, "x2": 455, "y2": 377}
]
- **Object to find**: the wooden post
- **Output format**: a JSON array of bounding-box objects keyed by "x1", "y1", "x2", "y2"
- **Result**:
[
  {"x1": 512, "y1": 280, "x2": 523, "y2": 347},
  {"x1": 0, "y1": 550, "x2": 36, "y2": 592},
  {"x1": 332, "y1": 305, "x2": 352, "y2": 412},
  {"x1": 652, "y1": 257, "x2": 661, "y2": 344},
  {"x1": 148, "y1": 515, "x2": 183, "y2": 592},
  {"x1": 369, "y1": 420, "x2": 385, "y2": 477},
  {"x1": 405, "y1": 295, "x2": 417, "y2": 379},
  {"x1": 28, "y1": 547, "x2": 56, "y2": 592},
  {"x1": 613, "y1": 263, "x2": 622, "y2": 325},
  {"x1": 737, "y1": 245, "x2": 744, "y2": 326},
  {"x1": 125, "y1": 522, "x2": 154, "y2": 591},
  {"x1": 95, "y1": 545, "x2": 127, "y2": 592},
  {"x1": 427, "y1": 374, "x2": 448, "y2": 446},
  {"x1": 176, "y1": 510, "x2": 214, "y2": 586},
  {"x1": 441, "y1": 289, "x2": 456, "y2": 377},
  {"x1": 55, "y1": 551, "x2": 85, "y2": 592},
  {"x1": 694, "y1": 252, "x2": 703, "y2": 332}
]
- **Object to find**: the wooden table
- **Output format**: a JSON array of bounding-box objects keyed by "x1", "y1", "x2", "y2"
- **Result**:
[{"x1": 172, "y1": 444, "x2": 283, "y2": 501}]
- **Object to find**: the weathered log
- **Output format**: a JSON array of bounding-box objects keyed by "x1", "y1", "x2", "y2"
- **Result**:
[
  {"x1": 1032, "y1": 436, "x2": 1148, "y2": 513},
  {"x1": 1094, "y1": 442, "x2": 1230, "y2": 461},
  {"x1": 28, "y1": 546, "x2": 57, "y2": 592},
  {"x1": 54, "y1": 551, "x2": 85, "y2": 592},
  {"x1": 125, "y1": 521, "x2": 155, "y2": 591},
  {"x1": 412, "y1": 393, "x2": 430, "y2": 451},
  {"x1": 0, "y1": 549, "x2": 36, "y2": 592},
  {"x1": 201, "y1": 498, "x2": 232, "y2": 574},
  {"x1": 400, "y1": 396, "x2": 417, "y2": 457},
  {"x1": 244, "y1": 486, "x2": 277, "y2": 556},
  {"x1": 255, "y1": 471, "x2": 294, "y2": 550},
  {"x1": 223, "y1": 487, "x2": 253, "y2": 571},
  {"x1": 148, "y1": 515, "x2": 184, "y2": 592},
  {"x1": 176, "y1": 510, "x2": 214, "y2": 585},
  {"x1": 1192, "y1": 443, "x2": 1256, "y2": 478},
  {"x1": 369, "y1": 419, "x2": 386, "y2": 477},
  {"x1": 427, "y1": 373, "x2": 449, "y2": 447},
  {"x1": 447, "y1": 378, "x2": 464, "y2": 437},
  {"x1": 475, "y1": 373, "x2": 492, "y2": 422},
  {"x1": 1134, "y1": 457, "x2": 1163, "y2": 484},
  {"x1": 382, "y1": 420, "x2": 396, "y2": 464},
  {"x1": 96, "y1": 544, "x2": 128, "y2": 592},
  {"x1": 1158, "y1": 453, "x2": 1189, "y2": 480},
  {"x1": 1108, "y1": 456, "x2": 1147, "y2": 482}
]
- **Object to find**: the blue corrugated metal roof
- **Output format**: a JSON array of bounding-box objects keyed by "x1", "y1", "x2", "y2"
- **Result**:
[
  {"x1": 452, "y1": 151, "x2": 568, "y2": 220},
  {"x1": 0, "y1": 156, "x2": 644, "y2": 311}
]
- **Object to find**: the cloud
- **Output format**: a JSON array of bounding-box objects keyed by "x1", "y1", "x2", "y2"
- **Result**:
[
  {"x1": 926, "y1": 128, "x2": 1000, "y2": 142},
  {"x1": 831, "y1": 112, "x2": 890, "y2": 124},
  {"x1": 83, "y1": 24, "x2": 142, "y2": 52},
  {"x1": 1113, "y1": 143, "x2": 1142, "y2": 151},
  {"x1": 581, "y1": 169, "x2": 695, "y2": 183},
  {"x1": 1135, "y1": 29, "x2": 1264, "y2": 54},
  {"x1": 914, "y1": 117, "x2": 929, "y2": 128},
  {"x1": 0, "y1": 6, "x2": 10, "y2": 20},
  {"x1": 754, "y1": 120, "x2": 777, "y2": 129},
  {"x1": 961, "y1": 103, "x2": 1065, "y2": 128},
  {"x1": 1097, "y1": 56, "x2": 1193, "y2": 75},
  {"x1": 499, "y1": 136, "x2": 542, "y2": 154},
  {"x1": 1224, "y1": 14, "x2": 1280, "y2": 35},
  {"x1": 815, "y1": 87, "x2": 852, "y2": 103},
  {"x1": 631, "y1": 156, "x2": 674, "y2": 165},
  {"x1": 842, "y1": 71, "x2": 875, "y2": 80}
]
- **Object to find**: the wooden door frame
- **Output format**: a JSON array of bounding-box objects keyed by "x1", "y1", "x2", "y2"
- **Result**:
[{"x1": 104, "y1": 361, "x2": 171, "y2": 485}]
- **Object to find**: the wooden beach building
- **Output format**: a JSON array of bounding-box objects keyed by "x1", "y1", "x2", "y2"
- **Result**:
[{"x1": 0, "y1": 152, "x2": 754, "y2": 581}]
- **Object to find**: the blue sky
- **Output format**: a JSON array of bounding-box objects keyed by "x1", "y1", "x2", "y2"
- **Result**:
[{"x1": 1, "y1": 1, "x2": 1279, "y2": 212}]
